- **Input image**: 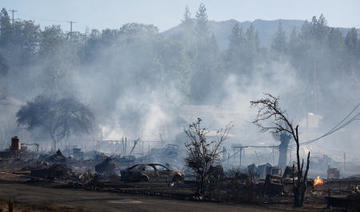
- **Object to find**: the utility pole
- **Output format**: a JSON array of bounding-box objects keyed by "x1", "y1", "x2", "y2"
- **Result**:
[
  {"x1": 9, "y1": 9, "x2": 17, "y2": 25},
  {"x1": 68, "y1": 21, "x2": 76, "y2": 34},
  {"x1": 343, "y1": 152, "x2": 346, "y2": 176},
  {"x1": 239, "y1": 148, "x2": 242, "y2": 168},
  {"x1": 236, "y1": 147, "x2": 246, "y2": 168}
]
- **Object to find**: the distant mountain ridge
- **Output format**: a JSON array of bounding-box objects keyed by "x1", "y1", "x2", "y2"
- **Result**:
[{"x1": 163, "y1": 19, "x2": 350, "y2": 50}]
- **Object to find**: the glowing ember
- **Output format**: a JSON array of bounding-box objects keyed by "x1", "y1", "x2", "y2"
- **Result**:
[{"x1": 314, "y1": 176, "x2": 324, "y2": 186}]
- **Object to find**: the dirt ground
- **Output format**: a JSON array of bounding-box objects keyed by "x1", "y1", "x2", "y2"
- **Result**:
[{"x1": 0, "y1": 183, "x2": 306, "y2": 212}]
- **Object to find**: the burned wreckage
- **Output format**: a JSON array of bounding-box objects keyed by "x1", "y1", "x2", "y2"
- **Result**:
[{"x1": 0, "y1": 133, "x2": 358, "y2": 211}]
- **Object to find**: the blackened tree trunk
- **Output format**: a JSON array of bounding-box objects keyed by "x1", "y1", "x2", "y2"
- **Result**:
[
  {"x1": 251, "y1": 94, "x2": 310, "y2": 207},
  {"x1": 292, "y1": 126, "x2": 310, "y2": 207}
]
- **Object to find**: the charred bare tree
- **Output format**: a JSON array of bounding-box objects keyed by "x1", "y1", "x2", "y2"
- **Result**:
[
  {"x1": 250, "y1": 93, "x2": 310, "y2": 207},
  {"x1": 184, "y1": 118, "x2": 232, "y2": 197}
]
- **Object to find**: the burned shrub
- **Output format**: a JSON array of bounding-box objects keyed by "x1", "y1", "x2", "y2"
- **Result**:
[
  {"x1": 184, "y1": 118, "x2": 232, "y2": 197},
  {"x1": 207, "y1": 165, "x2": 225, "y2": 200}
]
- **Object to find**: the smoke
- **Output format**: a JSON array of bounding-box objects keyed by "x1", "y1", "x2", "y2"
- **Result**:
[{"x1": 0, "y1": 9, "x2": 359, "y2": 177}]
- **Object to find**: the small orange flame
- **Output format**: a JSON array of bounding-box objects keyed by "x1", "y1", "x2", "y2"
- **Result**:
[{"x1": 314, "y1": 176, "x2": 324, "y2": 186}]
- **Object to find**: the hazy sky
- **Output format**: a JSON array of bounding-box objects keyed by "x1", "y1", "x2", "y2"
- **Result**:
[{"x1": 1, "y1": 0, "x2": 359, "y2": 32}]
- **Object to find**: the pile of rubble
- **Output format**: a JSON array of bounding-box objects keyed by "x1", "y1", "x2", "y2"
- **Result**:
[
  {"x1": 95, "y1": 157, "x2": 117, "y2": 177},
  {"x1": 31, "y1": 164, "x2": 73, "y2": 180}
]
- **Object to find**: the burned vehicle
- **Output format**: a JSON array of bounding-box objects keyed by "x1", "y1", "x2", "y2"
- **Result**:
[{"x1": 121, "y1": 163, "x2": 184, "y2": 183}]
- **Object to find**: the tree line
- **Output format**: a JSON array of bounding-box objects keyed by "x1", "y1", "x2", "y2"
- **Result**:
[
  {"x1": 0, "y1": 4, "x2": 359, "y2": 130},
  {"x1": 0, "y1": 4, "x2": 360, "y2": 106}
]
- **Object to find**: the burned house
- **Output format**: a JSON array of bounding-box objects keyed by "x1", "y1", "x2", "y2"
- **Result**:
[
  {"x1": 257, "y1": 163, "x2": 272, "y2": 179},
  {"x1": 0, "y1": 136, "x2": 33, "y2": 159},
  {"x1": 44, "y1": 150, "x2": 66, "y2": 164},
  {"x1": 246, "y1": 163, "x2": 282, "y2": 179}
]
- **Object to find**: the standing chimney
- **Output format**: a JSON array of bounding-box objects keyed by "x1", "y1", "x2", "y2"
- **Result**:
[{"x1": 10, "y1": 136, "x2": 21, "y2": 151}]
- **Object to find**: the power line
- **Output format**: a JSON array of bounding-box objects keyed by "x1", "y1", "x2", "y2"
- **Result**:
[
  {"x1": 6, "y1": 9, "x2": 82, "y2": 31},
  {"x1": 4, "y1": 10, "x2": 109, "y2": 32},
  {"x1": 300, "y1": 111, "x2": 360, "y2": 145},
  {"x1": 327, "y1": 103, "x2": 360, "y2": 133},
  {"x1": 33, "y1": 18, "x2": 67, "y2": 24},
  {"x1": 299, "y1": 104, "x2": 360, "y2": 145},
  {"x1": 237, "y1": 102, "x2": 360, "y2": 149}
]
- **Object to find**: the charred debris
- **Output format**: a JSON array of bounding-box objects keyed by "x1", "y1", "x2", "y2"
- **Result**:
[
  {"x1": 0, "y1": 95, "x2": 358, "y2": 210},
  {"x1": 0, "y1": 130, "x2": 358, "y2": 211}
]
